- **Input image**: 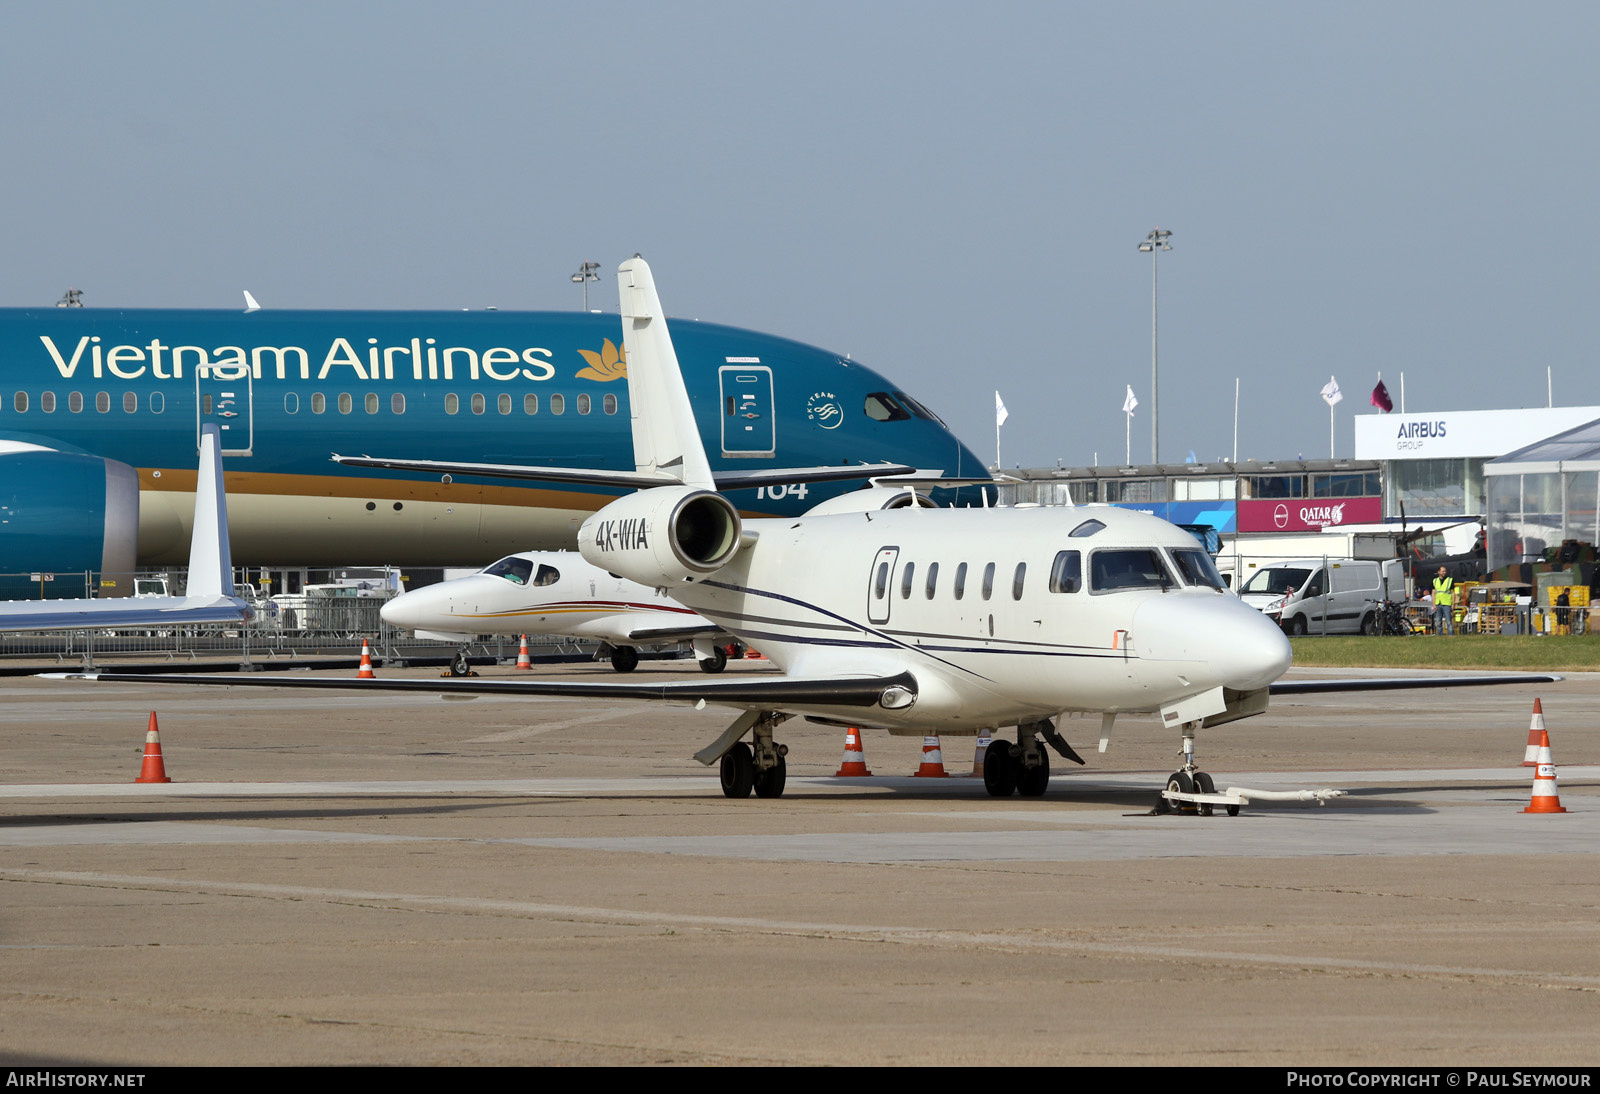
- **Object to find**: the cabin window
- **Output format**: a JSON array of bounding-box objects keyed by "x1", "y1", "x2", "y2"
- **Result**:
[
  {"x1": 365, "y1": 393, "x2": 379, "y2": 414},
  {"x1": 874, "y1": 561, "x2": 890, "y2": 600},
  {"x1": 96, "y1": 391, "x2": 110, "y2": 413},
  {"x1": 1090, "y1": 549, "x2": 1177, "y2": 593},
  {"x1": 863, "y1": 391, "x2": 911, "y2": 422},
  {"x1": 925, "y1": 562, "x2": 939, "y2": 599},
  {"x1": 524, "y1": 394, "x2": 538, "y2": 415},
  {"x1": 483, "y1": 556, "x2": 535, "y2": 585},
  {"x1": 150, "y1": 392, "x2": 165, "y2": 414},
  {"x1": 900, "y1": 561, "x2": 916, "y2": 598},
  {"x1": 338, "y1": 393, "x2": 352, "y2": 414},
  {"x1": 981, "y1": 562, "x2": 995, "y2": 600},
  {"x1": 284, "y1": 393, "x2": 299, "y2": 414},
  {"x1": 550, "y1": 393, "x2": 565, "y2": 415},
  {"x1": 1169, "y1": 548, "x2": 1226, "y2": 590},
  {"x1": 603, "y1": 393, "x2": 618, "y2": 415},
  {"x1": 68, "y1": 392, "x2": 83, "y2": 413},
  {"x1": 471, "y1": 393, "x2": 485, "y2": 415},
  {"x1": 498, "y1": 393, "x2": 512, "y2": 415},
  {"x1": 954, "y1": 562, "x2": 967, "y2": 600},
  {"x1": 10, "y1": 392, "x2": 22, "y2": 413},
  {"x1": 312, "y1": 393, "x2": 326, "y2": 414},
  {"x1": 1012, "y1": 562, "x2": 1027, "y2": 600},
  {"x1": 444, "y1": 393, "x2": 458, "y2": 415},
  {"x1": 40, "y1": 391, "x2": 55, "y2": 413},
  {"x1": 1049, "y1": 551, "x2": 1082, "y2": 593},
  {"x1": 123, "y1": 392, "x2": 137, "y2": 413},
  {"x1": 577, "y1": 393, "x2": 591, "y2": 415},
  {"x1": 391, "y1": 393, "x2": 404, "y2": 414}
]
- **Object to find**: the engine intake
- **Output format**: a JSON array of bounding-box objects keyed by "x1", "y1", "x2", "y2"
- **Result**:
[{"x1": 579, "y1": 486, "x2": 742, "y2": 586}]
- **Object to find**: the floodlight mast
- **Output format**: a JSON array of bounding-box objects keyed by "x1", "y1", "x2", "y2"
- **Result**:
[
  {"x1": 1137, "y1": 228, "x2": 1172, "y2": 463},
  {"x1": 571, "y1": 261, "x2": 601, "y2": 311}
]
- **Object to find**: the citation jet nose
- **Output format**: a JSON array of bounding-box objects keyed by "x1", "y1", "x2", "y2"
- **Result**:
[
  {"x1": 1132, "y1": 592, "x2": 1293, "y2": 693},
  {"x1": 380, "y1": 580, "x2": 467, "y2": 632}
]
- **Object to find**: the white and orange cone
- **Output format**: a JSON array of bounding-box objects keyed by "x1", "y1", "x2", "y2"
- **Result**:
[
  {"x1": 1523, "y1": 761, "x2": 1568, "y2": 813},
  {"x1": 1522, "y1": 699, "x2": 1549, "y2": 766},
  {"x1": 835, "y1": 727, "x2": 872, "y2": 776},
  {"x1": 970, "y1": 727, "x2": 993, "y2": 776},
  {"x1": 134, "y1": 712, "x2": 172, "y2": 784},
  {"x1": 912, "y1": 735, "x2": 951, "y2": 777},
  {"x1": 515, "y1": 636, "x2": 532, "y2": 670},
  {"x1": 357, "y1": 639, "x2": 377, "y2": 679}
]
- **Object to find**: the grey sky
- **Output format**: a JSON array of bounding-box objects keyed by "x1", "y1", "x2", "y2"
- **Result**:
[{"x1": 3, "y1": 2, "x2": 1594, "y2": 470}]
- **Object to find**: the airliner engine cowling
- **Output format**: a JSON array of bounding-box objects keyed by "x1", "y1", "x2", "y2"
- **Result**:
[
  {"x1": 578, "y1": 487, "x2": 742, "y2": 586},
  {"x1": 0, "y1": 449, "x2": 139, "y2": 598}
]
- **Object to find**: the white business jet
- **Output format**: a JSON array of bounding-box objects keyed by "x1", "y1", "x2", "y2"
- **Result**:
[
  {"x1": 2, "y1": 424, "x2": 252, "y2": 631},
  {"x1": 380, "y1": 550, "x2": 731, "y2": 674},
  {"x1": 55, "y1": 259, "x2": 1555, "y2": 809}
]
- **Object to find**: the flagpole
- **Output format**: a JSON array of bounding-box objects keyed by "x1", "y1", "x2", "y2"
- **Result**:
[
  {"x1": 1125, "y1": 412, "x2": 1131, "y2": 466},
  {"x1": 1233, "y1": 377, "x2": 1239, "y2": 463}
]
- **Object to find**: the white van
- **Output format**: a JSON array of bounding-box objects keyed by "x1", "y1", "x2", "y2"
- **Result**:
[{"x1": 1235, "y1": 558, "x2": 1407, "y2": 636}]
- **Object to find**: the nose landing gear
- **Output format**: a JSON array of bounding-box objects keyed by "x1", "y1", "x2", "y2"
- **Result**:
[{"x1": 1156, "y1": 721, "x2": 1236, "y2": 816}]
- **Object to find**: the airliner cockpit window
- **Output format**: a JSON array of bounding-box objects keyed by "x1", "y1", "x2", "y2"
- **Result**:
[
  {"x1": 864, "y1": 392, "x2": 912, "y2": 422},
  {"x1": 1090, "y1": 549, "x2": 1176, "y2": 592},
  {"x1": 483, "y1": 557, "x2": 536, "y2": 585},
  {"x1": 1069, "y1": 519, "x2": 1105, "y2": 538},
  {"x1": 891, "y1": 390, "x2": 948, "y2": 426},
  {"x1": 1169, "y1": 548, "x2": 1226, "y2": 590}
]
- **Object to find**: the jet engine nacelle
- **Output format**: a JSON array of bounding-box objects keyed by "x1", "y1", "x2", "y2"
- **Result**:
[
  {"x1": 804, "y1": 485, "x2": 938, "y2": 516},
  {"x1": 0, "y1": 448, "x2": 140, "y2": 598},
  {"x1": 578, "y1": 486, "x2": 742, "y2": 586}
]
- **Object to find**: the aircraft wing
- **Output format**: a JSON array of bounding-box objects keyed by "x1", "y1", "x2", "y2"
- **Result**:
[
  {"x1": 0, "y1": 597, "x2": 251, "y2": 632},
  {"x1": 329, "y1": 454, "x2": 919, "y2": 490},
  {"x1": 46, "y1": 670, "x2": 918, "y2": 711},
  {"x1": 619, "y1": 621, "x2": 723, "y2": 643},
  {"x1": 1269, "y1": 674, "x2": 1560, "y2": 694}
]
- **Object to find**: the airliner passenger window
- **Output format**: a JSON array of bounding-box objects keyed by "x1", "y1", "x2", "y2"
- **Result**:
[
  {"x1": 365, "y1": 393, "x2": 379, "y2": 414},
  {"x1": 41, "y1": 392, "x2": 55, "y2": 413},
  {"x1": 603, "y1": 393, "x2": 617, "y2": 415},
  {"x1": 151, "y1": 392, "x2": 164, "y2": 413},
  {"x1": 1069, "y1": 519, "x2": 1105, "y2": 538},
  {"x1": 338, "y1": 393, "x2": 352, "y2": 414},
  {"x1": 12, "y1": 392, "x2": 24, "y2": 413},
  {"x1": 1049, "y1": 551, "x2": 1082, "y2": 593},
  {"x1": 1090, "y1": 549, "x2": 1176, "y2": 593},
  {"x1": 498, "y1": 393, "x2": 511, "y2": 415},
  {"x1": 124, "y1": 392, "x2": 137, "y2": 413},
  {"x1": 925, "y1": 562, "x2": 939, "y2": 599},
  {"x1": 550, "y1": 394, "x2": 565, "y2": 416},
  {"x1": 483, "y1": 556, "x2": 535, "y2": 585},
  {"x1": 900, "y1": 561, "x2": 915, "y2": 598},
  {"x1": 982, "y1": 562, "x2": 995, "y2": 600},
  {"x1": 954, "y1": 562, "x2": 967, "y2": 600},
  {"x1": 524, "y1": 394, "x2": 538, "y2": 415},
  {"x1": 68, "y1": 392, "x2": 83, "y2": 413},
  {"x1": 863, "y1": 392, "x2": 912, "y2": 422},
  {"x1": 471, "y1": 393, "x2": 485, "y2": 415},
  {"x1": 577, "y1": 393, "x2": 591, "y2": 415},
  {"x1": 444, "y1": 393, "x2": 458, "y2": 415},
  {"x1": 312, "y1": 393, "x2": 326, "y2": 414},
  {"x1": 391, "y1": 393, "x2": 404, "y2": 414},
  {"x1": 284, "y1": 393, "x2": 298, "y2": 414},
  {"x1": 97, "y1": 392, "x2": 110, "y2": 413},
  {"x1": 1012, "y1": 562, "x2": 1027, "y2": 600},
  {"x1": 1169, "y1": 548, "x2": 1225, "y2": 590}
]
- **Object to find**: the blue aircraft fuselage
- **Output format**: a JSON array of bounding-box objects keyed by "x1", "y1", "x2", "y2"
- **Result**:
[{"x1": 0, "y1": 308, "x2": 985, "y2": 579}]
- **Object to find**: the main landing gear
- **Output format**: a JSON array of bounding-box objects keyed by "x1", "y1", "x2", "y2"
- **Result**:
[
  {"x1": 697, "y1": 645, "x2": 727, "y2": 674},
  {"x1": 608, "y1": 644, "x2": 640, "y2": 673},
  {"x1": 1155, "y1": 720, "x2": 1236, "y2": 816},
  {"x1": 982, "y1": 717, "x2": 1088, "y2": 798},
  {"x1": 719, "y1": 712, "x2": 790, "y2": 799}
]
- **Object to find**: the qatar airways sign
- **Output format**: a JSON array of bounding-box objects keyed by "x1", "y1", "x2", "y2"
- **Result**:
[{"x1": 1238, "y1": 497, "x2": 1382, "y2": 533}]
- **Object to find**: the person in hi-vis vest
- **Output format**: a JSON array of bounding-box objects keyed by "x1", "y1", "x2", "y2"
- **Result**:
[{"x1": 1432, "y1": 567, "x2": 1455, "y2": 635}]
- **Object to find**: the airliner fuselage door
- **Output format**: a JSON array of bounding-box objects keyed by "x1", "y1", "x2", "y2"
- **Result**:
[
  {"x1": 867, "y1": 546, "x2": 899, "y2": 625},
  {"x1": 720, "y1": 360, "x2": 775, "y2": 458},
  {"x1": 195, "y1": 361, "x2": 253, "y2": 457}
]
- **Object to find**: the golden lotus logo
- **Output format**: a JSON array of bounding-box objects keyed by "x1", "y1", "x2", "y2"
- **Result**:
[{"x1": 576, "y1": 338, "x2": 628, "y2": 382}]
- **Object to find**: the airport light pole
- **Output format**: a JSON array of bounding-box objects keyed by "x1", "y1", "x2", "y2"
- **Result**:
[
  {"x1": 1137, "y1": 228, "x2": 1172, "y2": 463},
  {"x1": 571, "y1": 261, "x2": 601, "y2": 311}
]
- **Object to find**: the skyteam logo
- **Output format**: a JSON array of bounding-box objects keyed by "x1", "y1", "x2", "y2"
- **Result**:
[{"x1": 805, "y1": 391, "x2": 843, "y2": 429}]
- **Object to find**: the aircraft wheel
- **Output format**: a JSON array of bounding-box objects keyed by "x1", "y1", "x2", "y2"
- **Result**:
[
  {"x1": 1193, "y1": 770, "x2": 1216, "y2": 816},
  {"x1": 720, "y1": 742, "x2": 755, "y2": 799},
  {"x1": 450, "y1": 649, "x2": 471, "y2": 677},
  {"x1": 983, "y1": 740, "x2": 1018, "y2": 798},
  {"x1": 698, "y1": 646, "x2": 727, "y2": 674},
  {"x1": 1017, "y1": 749, "x2": 1050, "y2": 797},
  {"x1": 611, "y1": 645, "x2": 640, "y2": 673},
  {"x1": 753, "y1": 754, "x2": 787, "y2": 799},
  {"x1": 1165, "y1": 770, "x2": 1195, "y2": 814}
]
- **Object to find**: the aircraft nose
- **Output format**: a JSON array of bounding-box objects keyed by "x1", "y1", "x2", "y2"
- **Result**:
[
  {"x1": 1133, "y1": 593, "x2": 1292, "y2": 692},
  {"x1": 380, "y1": 580, "x2": 454, "y2": 629}
]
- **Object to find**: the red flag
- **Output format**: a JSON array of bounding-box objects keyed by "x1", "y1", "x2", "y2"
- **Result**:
[{"x1": 1370, "y1": 380, "x2": 1393, "y2": 413}]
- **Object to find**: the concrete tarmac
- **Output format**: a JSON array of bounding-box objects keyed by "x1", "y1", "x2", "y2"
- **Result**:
[{"x1": 0, "y1": 662, "x2": 1596, "y2": 1065}]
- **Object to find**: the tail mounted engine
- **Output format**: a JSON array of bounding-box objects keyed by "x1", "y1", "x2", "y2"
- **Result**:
[{"x1": 578, "y1": 486, "x2": 742, "y2": 586}]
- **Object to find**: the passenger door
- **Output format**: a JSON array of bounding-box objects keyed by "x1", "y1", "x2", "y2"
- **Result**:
[
  {"x1": 867, "y1": 547, "x2": 899, "y2": 625},
  {"x1": 720, "y1": 361, "x2": 775, "y2": 458},
  {"x1": 196, "y1": 362, "x2": 253, "y2": 457}
]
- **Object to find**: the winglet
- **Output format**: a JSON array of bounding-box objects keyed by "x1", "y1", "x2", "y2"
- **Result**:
[
  {"x1": 617, "y1": 257, "x2": 715, "y2": 489},
  {"x1": 243, "y1": 290, "x2": 261, "y2": 312},
  {"x1": 186, "y1": 424, "x2": 236, "y2": 598}
]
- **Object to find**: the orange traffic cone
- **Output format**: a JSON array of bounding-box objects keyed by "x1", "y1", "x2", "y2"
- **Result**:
[
  {"x1": 1523, "y1": 759, "x2": 1568, "y2": 813},
  {"x1": 745, "y1": 647, "x2": 765, "y2": 660},
  {"x1": 835, "y1": 727, "x2": 873, "y2": 776},
  {"x1": 357, "y1": 639, "x2": 377, "y2": 679},
  {"x1": 515, "y1": 636, "x2": 532, "y2": 670},
  {"x1": 134, "y1": 712, "x2": 172, "y2": 784},
  {"x1": 912, "y1": 735, "x2": 951, "y2": 777},
  {"x1": 969, "y1": 727, "x2": 993, "y2": 777},
  {"x1": 1522, "y1": 699, "x2": 1549, "y2": 766}
]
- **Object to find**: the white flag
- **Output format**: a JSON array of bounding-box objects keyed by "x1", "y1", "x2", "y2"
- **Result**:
[
  {"x1": 995, "y1": 390, "x2": 1009, "y2": 427},
  {"x1": 1320, "y1": 376, "x2": 1343, "y2": 407},
  {"x1": 1122, "y1": 385, "x2": 1138, "y2": 415}
]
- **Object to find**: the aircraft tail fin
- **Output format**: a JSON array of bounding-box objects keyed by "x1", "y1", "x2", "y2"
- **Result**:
[
  {"x1": 617, "y1": 256, "x2": 716, "y2": 490},
  {"x1": 185, "y1": 424, "x2": 236, "y2": 599}
]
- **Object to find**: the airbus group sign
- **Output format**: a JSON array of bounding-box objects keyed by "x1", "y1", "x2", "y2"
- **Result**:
[{"x1": 1354, "y1": 407, "x2": 1600, "y2": 461}]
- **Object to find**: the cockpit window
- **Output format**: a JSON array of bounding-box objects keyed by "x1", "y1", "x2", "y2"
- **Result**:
[
  {"x1": 1169, "y1": 548, "x2": 1226, "y2": 590},
  {"x1": 482, "y1": 557, "x2": 539, "y2": 585},
  {"x1": 1090, "y1": 549, "x2": 1176, "y2": 593},
  {"x1": 891, "y1": 389, "x2": 947, "y2": 426},
  {"x1": 1069, "y1": 519, "x2": 1105, "y2": 538},
  {"x1": 863, "y1": 392, "x2": 912, "y2": 422},
  {"x1": 1049, "y1": 551, "x2": 1081, "y2": 593}
]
